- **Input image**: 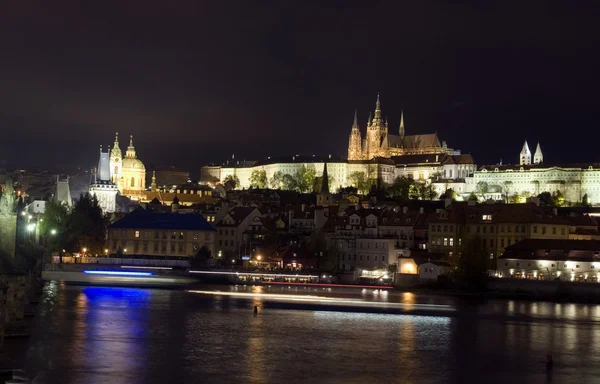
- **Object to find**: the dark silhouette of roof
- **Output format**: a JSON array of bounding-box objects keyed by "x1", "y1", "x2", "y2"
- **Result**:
[{"x1": 110, "y1": 208, "x2": 215, "y2": 231}]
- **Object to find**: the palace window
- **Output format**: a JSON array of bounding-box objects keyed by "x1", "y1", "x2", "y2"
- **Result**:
[{"x1": 135, "y1": 231, "x2": 140, "y2": 238}]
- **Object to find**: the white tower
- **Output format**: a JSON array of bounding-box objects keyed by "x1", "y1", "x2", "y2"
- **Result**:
[
  {"x1": 533, "y1": 142, "x2": 543, "y2": 164},
  {"x1": 109, "y1": 132, "x2": 122, "y2": 184},
  {"x1": 89, "y1": 145, "x2": 118, "y2": 213},
  {"x1": 520, "y1": 140, "x2": 531, "y2": 165}
]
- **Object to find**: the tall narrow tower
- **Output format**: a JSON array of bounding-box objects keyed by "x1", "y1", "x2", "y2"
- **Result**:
[
  {"x1": 520, "y1": 140, "x2": 532, "y2": 165},
  {"x1": 109, "y1": 132, "x2": 122, "y2": 183},
  {"x1": 366, "y1": 94, "x2": 387, "y2": 159},
  {"x1": 533, "y1": 142, "x2": 543, "y2": 164},
  {"x1": 347, "y1": 110, "x2": 363, "y2": 160},
  {"x1": 399, "y1": 110, "x2": 405, "y2": 139}
]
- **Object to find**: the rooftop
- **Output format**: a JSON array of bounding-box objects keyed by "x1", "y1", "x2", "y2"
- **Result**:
[{"x1": 110, "y1": 208, "x2": 216, "y2": 231}]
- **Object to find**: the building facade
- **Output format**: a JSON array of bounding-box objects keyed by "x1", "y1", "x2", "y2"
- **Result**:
[
  {"x1": 108, "y1": 208, "x2": 216, "y2": 257},
  {"x1": 108, "y1": 133, "x2": 147, "y2": 200},
  {"x1": 432, "y1": 140, "x2": 600, "y2": 205}
]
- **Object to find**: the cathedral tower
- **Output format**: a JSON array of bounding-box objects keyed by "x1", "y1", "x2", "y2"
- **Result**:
[
  {"x1": 399, "y1": 110, "x2": 405, "y2": 139},
  {"x1": 109, "y1": 132, "x2": 122, "y2": 183},
  {"x1": 533, "y1": 142, "x2": 543, "y2": 164},
  {"x1": 347, "y1": 110, "x2": 363, "y2": 160},
  {"x1": 365, "y1": 94, "x2": 388, "y2": 159},
  {"x1": 520, "y1": 140, "x2": 532, "y2": 165}
]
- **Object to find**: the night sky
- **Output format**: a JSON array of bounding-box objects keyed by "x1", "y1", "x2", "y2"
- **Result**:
[{"x1": 1, "y1": 1, "x2": 599, "y2": 175}]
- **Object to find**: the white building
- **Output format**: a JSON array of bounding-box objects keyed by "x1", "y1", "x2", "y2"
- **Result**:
[
  {"x1": 497, "y1": 238, "x2": 600, "y2": 282},
  {"x1": 89, "y1": 146, "x2": 118, "y2": 213},
  {"x1": 433, "y1": 140, "x2": 600, "y2": 204},
  {"x1": 203, "y1": 153, "x2": 475, "y2": 192}
]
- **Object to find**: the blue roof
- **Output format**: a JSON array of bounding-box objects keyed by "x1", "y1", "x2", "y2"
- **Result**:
[{"x1": 110, "y1": 209, "x2": 216, "y2": 231}]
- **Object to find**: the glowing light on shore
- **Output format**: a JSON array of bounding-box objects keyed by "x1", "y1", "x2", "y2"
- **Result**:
[
  {"x1": 188, "y1": 270, "x2": 319, "y2": 278},
  {"x1": 120, "y1": 266, "x2": 173, "y2": 270}
]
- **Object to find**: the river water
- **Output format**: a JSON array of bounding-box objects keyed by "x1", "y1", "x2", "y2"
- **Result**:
[{"x1": 15, "y1": 282, "x2": 600, "y2": 383}]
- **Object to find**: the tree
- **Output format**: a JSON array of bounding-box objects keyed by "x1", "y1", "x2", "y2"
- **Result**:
[
  {"x1": 309, "y1": 231, "x2": 337, "y2": 272},
  {"x1": 509, "y1": 192, "x2": 522, "y2": 204},
  {"x1": 222, "y1": 175, "x2": 240, "y2": 191},
  {"x1": 538, "y1": 191, "x2": 554, "y2": 206},
  {"x1": 476, "y1": 181, "x2": 489, "y2": 198},
  {"x1": 66, "y1": 193, "x2": 107, "y2": 254},
  {"x1": 409, "y1": 181, "x2": 438, "y2": 200},
  {"x1": 270, "y1": 171, "x2": 284, "y2": 189},
  {"x1": 189, "y1": 245, "x2": 212, "y2": 269},
  {"x1": 249, "y1": 169, "x2": 268, "y2": 189},
  {"x1": 454, "y1": 236, "x2": 489, "y2": 290},
  {"x1": 313, "y1": 174, "x2": 335, "y2": 193},
  {"x1": 439, "y1": 188, "x2": 457, "y2": 201},
  {"x1": 349, "y1": 171, "x2": 371, "y2": 195},
  {"x1": 582, "y1": 193, "x2": 591, "y2": 207},
  {"x1": 39, "y1": 200, "x2": 70, "y2": 253},
  {"x1": 467, "y1": 192, "x2": 478, "y2": 201},
  {"x1": 388, "y1": 177, "x2": 413, "y2": 200},
  {"x1": 502, "y1": 181, "x2": 513, "y2": 202},
  {"x1": 552, "y1": 190, "x2": 565, "y2": 207},
  {"x1": 294, "y1": 164, "x2": 316, "y2": 193},
  {"x1": 281, "y1": 173, "x2": 298, "y2": 191}
]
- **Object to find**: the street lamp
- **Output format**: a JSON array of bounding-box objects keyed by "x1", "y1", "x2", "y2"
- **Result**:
[
  {"x1": 50, "y1": 229, "x2": 57, "y2": 235},
  {"x1": 26, "y1": 224, "x2": 35, "y2": 232},
  {"x1": 256, "y1": 255, "x2": 262, "y2": 261},
  {"x1": 124, "y1": 248, "x2": 127, "y2": 253}
]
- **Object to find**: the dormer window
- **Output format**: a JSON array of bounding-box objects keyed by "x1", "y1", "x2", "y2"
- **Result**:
[{"x1": 482, "y1": 214, "x2": 492, "y2": 221}]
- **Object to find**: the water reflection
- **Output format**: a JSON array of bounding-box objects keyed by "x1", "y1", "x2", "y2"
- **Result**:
[{"x1": 22, "y1": 284, "x2": 600, "y2": 384}]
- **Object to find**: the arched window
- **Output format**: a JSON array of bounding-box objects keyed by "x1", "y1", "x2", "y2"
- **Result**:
[{"x1": 131, "y1": 177, "x2": 135, "y2": 187}]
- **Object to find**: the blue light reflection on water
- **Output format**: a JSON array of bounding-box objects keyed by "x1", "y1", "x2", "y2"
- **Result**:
[{"x1": 78, "y1": 287, "x2": 152, "y2": 383}]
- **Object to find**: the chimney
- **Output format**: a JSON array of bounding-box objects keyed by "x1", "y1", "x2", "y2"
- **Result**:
[
  {"x1": 444, "y1": 198, "x2": 453, "y2": 208},
  {"x1": 301, "y1": 203, "x2": 306, "y2": 212},
  {"x1": 419, "y1": 207, "x2": 424, "y2": 214},
  {"x1": 288, "y1": 210, "x2": 293, "y2": 227},
  {"x1": 403, "y1": 206, "x2": 408, "y2": 214},
  {"x1": 553, "y1": 208, "x2": 558, "y2": 216}
]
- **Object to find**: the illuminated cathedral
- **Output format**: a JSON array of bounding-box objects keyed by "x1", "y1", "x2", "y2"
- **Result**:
[
  {"x1": 348, "y1": 95, "x2": 459, "y2": 160},
  {"x1": 109, "y1": 133, "x2": 147, "y2": 200}
]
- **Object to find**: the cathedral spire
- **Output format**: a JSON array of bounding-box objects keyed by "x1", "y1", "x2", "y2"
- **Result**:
[
  {"x1": 126, "y1": 135, "x2": 137, "y2": 158},
  {"x1": 520, "y1": 140, "x2": 531, "y2": 165},
  {"x1": 320, "y1": 162, "x2": 329, "y2": 194},
  {"x1": 151, "y1": 170, "x2": 157, "y2": 192},
  {"x1": 352, "y1": 109, "x2": 358, "y2": 129},
  {"x1": 533, "y1": 142, "x2": 543, "y2": 164},
  {"x1": 373, "y1": 93, "x2": 382, "y2": 124},
  {"x1": 399, "y1": 110, "x2": 405, "y2": 138}
]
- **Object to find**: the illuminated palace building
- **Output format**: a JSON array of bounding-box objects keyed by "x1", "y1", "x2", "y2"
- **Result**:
[
  {"x1": 435, "y1": 140, "x2": 600, "y2": 205},
  {"x1": 202, "y1": 96, "x2": 476, "y2": 189}
]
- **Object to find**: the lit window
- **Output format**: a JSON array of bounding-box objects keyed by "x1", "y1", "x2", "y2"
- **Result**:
[
  {"x1": 135, "y1": 231, "x2": 140, "y2": 238},
  {"x1": 482, "y1": 215, "x2": 492, "y2": 221},
  {"x1": 443, "y1": 238, "x2": 448, "y2": 246},
  {"x1": 449, "y1": 238, "x2": 454, "y2": 246}
]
